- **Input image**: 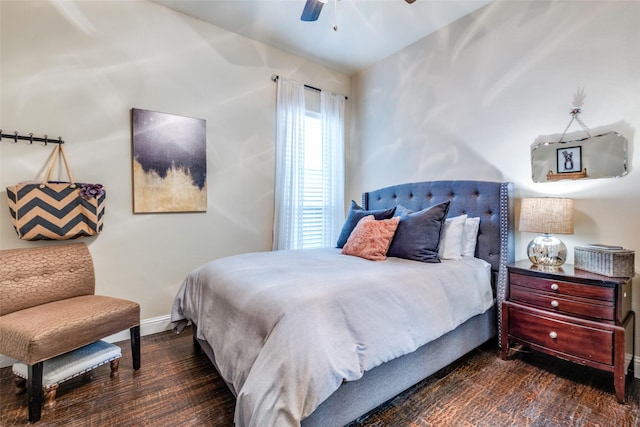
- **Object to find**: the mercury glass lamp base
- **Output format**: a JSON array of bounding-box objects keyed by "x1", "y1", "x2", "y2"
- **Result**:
[{"x1": 527, "y1": 233, "x2": 567, "y2": 267}]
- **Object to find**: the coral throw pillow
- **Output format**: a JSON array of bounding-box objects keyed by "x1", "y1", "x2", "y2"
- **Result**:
[
  {"x1": 342, "y1": 215, "x2": 401, "y2": 261},
  {"x1": 336, "y1": 201, "x2": 396, "y2": 248}
]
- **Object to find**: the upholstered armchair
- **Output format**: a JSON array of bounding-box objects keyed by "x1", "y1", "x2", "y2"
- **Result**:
[{"x1": 0, "y1": 243, "x2": 140, "y2": 423}]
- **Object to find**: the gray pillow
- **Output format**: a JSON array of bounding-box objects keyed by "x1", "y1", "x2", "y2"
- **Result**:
[
  {"x1": 336, "y1": 201, "x2": 396, "y2": 248},
  {"x1": 387, "y1": 201, "x2": 451, "y2": 263}
]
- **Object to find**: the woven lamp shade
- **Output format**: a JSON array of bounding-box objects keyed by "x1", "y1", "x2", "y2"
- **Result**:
[{"x1": 519, "y1": 197, "x2": 574, "y2": 235}]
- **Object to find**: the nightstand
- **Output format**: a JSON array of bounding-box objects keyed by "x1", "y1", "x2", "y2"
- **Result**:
[{"x1": 501, "y1": 260, "x2": 635, "y2": 403}]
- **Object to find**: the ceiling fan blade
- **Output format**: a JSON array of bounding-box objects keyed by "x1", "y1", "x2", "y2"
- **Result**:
[
  {"x1": 405, "y1": 0, "x2": 417, "y2": 3},
  {"x1": 301, "y1": 0, "x2": 325, "y2": 22}
]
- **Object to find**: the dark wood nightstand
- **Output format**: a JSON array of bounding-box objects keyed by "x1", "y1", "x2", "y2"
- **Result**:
[{"x1": 501, "y1": 260, "x2": 635, "y2": 403}]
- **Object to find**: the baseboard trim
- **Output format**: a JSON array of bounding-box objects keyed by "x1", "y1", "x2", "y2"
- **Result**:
[
  {"x1": 3, "y1": 316, "x2": 640, "y2": 381},
  {"x1": 0, "y1": 314, "x2": 174, "y2": 369},
  {"x1": 102, "y1": 314, "x2": 174, "y2": 343}
]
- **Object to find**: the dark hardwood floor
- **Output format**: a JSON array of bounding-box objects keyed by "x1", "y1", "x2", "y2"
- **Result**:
[{"x1": 1, "y1": 327, "x2": 638, "y2": 426}]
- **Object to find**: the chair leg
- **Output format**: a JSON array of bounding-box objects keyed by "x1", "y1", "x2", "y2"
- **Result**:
[
  {"x1": 110, "y1": 358, "x2": 120, "y2": 377},
  {"x1": 130, "y1": 325, "x2": 141, "y2": 370},
  {"x1": 43, "y1": 385, "x2": 58, "y2": 409},
  {"x1": 14, "y1": 375, "x2": 27, "y2": 395},
  {"x1": 28, "y1": 362, "x2": 44, "y2": 423}
]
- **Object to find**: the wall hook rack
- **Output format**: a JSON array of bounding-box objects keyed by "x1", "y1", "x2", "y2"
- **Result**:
[{"x1": 0, "y1": 130, "x2": 64, "y2": 145}]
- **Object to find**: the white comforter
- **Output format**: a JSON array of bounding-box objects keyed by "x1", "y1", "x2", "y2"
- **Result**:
[{"x1": 171, "y1": 248, "x2": 493, "y2": 427}]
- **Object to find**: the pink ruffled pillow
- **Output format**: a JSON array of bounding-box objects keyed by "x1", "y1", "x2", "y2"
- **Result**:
[{"x1": 342, "y1": 215, "x2": 401, "y2": 261}]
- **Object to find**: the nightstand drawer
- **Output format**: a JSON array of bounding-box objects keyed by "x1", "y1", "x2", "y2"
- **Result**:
[
  {"x1": 508, "y1": 304, "x2": 613, "y2": 365},
  {"x1": 509, "y1": 272, "x2": 614, "y2": 302},
  {"x1": 510, "y1": 285, "x2": 615, "y2": 321}
]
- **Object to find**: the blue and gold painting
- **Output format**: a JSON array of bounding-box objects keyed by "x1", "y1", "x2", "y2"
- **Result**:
[{"x1": 132, "y1": 108, "x2": 206, "y2": 213}]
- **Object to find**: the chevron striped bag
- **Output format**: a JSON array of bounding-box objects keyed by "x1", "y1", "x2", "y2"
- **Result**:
[{"x1": 6, "y1": 144, "x2": 106, "y2": 240}]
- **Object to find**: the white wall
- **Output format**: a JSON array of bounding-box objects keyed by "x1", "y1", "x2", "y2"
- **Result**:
[
  {"x1": 0, "y1": 0, "x2": 350, "y2": 330},
  {"x1": 350, "y1": 0, "x2": 640, "y2": 370}
]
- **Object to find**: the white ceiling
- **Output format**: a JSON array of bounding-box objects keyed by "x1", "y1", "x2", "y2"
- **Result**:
[{"x1": 151, "y1": 0, "x2": 492, "y2": 75}]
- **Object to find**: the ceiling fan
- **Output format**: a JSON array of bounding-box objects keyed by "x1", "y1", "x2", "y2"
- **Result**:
[{"x1": 301, "y1": 0, "x2": 416, "y2": 22}]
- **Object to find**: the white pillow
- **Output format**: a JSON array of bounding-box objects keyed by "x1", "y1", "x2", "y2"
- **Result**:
[
  {"x1": 438, "y1": 214, "x2": 467, "y2": 260},
  {"x1": 462, "y1": 217, "x2": 480, "y2": 257}
]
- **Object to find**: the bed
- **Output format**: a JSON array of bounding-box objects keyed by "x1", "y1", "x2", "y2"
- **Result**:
[{"x1": 171, "y1": 180, "x2": 514, "y2": 426}]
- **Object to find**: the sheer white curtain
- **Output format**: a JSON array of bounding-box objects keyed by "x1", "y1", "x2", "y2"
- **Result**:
[
  {"x1": 273, "y1": 77, "x2": 306, "y2": 250},
  {"x1": 272, "y1": 77, "x2": 346, "y2": 250},
  {"x1": 320, "y1": 90, "x2": 346, "y2": 247}
]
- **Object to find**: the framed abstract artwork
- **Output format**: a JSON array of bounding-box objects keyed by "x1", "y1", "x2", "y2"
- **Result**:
[{"x1": 131, "y1": 108, "x2": 207, "y2": 213}]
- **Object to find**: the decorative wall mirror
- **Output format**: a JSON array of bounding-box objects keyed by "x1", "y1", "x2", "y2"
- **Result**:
[
  {"x1": 531, "y1": 131, "x2": 629, "y2": 182},
  {"x1": 531, "y1": 90, "x2": 629, "y2": 183}
]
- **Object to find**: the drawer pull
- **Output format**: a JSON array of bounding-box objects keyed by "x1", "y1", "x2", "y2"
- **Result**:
[
  {"x1": 550, "y1": 300, "x2": 559, "y2": 308},
  {"x1": 550, "y1": 283, "x2": 559, "y2": 291},
  {"x1": 549, "y1": 331, "x2": 558, "y2": 339}
]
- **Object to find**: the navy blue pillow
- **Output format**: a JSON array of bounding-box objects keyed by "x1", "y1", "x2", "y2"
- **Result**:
[
  {"x1": 387, "y1": 201, "x2": 451, "y2": 263},
  {"x1": 336, "y1": 201, "x2": 396, "y2": 248}
]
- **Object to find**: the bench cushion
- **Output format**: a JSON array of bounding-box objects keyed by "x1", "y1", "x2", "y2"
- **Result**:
[
  {"x1": 0, "y1": 295, "x2": 139, "y2": 364},
  {"x1": 13, "y1": 340, "x2": 121, "y2": 389}
]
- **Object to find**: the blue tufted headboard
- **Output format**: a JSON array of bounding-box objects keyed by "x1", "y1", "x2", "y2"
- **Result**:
[{"x1": 363, "y1": 180, "x2": 514, "y2": 306}]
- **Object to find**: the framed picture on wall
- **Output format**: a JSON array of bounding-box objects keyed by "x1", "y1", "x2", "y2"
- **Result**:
[
  {"x1": 556, "y1": 146, "x2": 582, "y2": 174},
  {"x1": 131, "y1": 108, "x2": 207, "y2": 213}
]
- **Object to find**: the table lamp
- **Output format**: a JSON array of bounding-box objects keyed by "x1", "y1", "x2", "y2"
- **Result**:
[{"x1": 519, "y1": 197, "x2": 574, "y2": 267}]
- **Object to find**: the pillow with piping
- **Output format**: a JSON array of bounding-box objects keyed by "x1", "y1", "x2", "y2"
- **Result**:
[{"x1": 387, "y1": 201, "x2": 450, "y2": 263}]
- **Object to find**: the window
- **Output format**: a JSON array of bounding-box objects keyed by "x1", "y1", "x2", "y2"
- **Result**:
[
  {"x1": 298, "y1": 113, "x2": 323, "y2": 248},
  {"x1": 273, "y1": 78, "x2": 345, "y2": 251}
]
